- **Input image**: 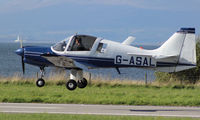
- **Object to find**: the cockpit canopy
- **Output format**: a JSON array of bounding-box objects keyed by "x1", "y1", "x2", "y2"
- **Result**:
[{"x1": 52, "y1": 35, "x2": 97, "y2": 52}]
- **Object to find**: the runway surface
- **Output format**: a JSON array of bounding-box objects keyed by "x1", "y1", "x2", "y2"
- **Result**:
[{"x1": 0, "y1": 103, "x2": 200, "y2": 118}]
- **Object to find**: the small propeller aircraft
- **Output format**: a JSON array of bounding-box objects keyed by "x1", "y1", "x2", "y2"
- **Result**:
[{"x1": 15, "y1": 28, "x2": 196, "y2": 90}]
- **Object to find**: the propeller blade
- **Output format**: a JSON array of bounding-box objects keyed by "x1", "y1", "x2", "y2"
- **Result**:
[
  {"x1": 21, "y1": 56, "x2": 25, "y2": 74},
  {"x1": 14, "y1": 35, "x2": 25, "y2": 48}
]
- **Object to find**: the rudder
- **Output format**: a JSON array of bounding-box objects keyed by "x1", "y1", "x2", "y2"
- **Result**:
[{"x1": 175, "y1": 28, "x2": 196, "y2": 71}]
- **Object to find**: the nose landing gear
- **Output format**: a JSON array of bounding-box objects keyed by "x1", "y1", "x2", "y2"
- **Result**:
[
  {"x1": 36, "y1": 67, "x2": 45, "y2": 87},
  {"x1": 36, "y1": 78, "x2": 45, "y2": 87}
]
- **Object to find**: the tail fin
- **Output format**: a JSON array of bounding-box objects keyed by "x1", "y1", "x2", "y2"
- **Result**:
[{"x1": 156, "y1": 28, "x2": 196, "y2": 72}]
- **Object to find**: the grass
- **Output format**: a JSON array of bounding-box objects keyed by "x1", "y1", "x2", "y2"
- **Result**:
[
  {"x1": 1, "y1": 73, "x2": 200, "y2": 106},
  {"x1": 0, "y1": 113, "x2": 199, "y2": 120},
  {"x1": 1, "y1": 74, "x2": 200, "y2": 106}
]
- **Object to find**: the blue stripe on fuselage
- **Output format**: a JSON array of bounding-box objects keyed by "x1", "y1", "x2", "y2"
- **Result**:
[
  {"x1": 157, "y1": 62, "x2": 196, "y2": 67},
  {"x1": 23, "y1": 46, "x2": 54, "y2": 67},
  {"x1": 64, "y1": 56, "x2": 196, "y2": 68}
]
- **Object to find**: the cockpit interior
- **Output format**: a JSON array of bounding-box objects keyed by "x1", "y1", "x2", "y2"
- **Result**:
[{"x1": 52, "y1": 35, "x2": 97, "y2": 52}]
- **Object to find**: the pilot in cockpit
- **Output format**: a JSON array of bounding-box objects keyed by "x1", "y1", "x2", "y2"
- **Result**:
[{"x1": 73, "y1": 37, "x2": 85, "y2": 51}]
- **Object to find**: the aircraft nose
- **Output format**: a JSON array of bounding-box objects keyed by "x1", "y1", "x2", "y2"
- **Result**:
[{"x1": 15, "y1": 48, "x2": 24, "y2": 56}]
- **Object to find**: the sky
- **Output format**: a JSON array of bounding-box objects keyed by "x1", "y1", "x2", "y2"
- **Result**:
[{"x1": 0, "y1": 0, "x2": 200, "y2": 44}]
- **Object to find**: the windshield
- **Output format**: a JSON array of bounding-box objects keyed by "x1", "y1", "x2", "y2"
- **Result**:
[{"x1": 52, "y1": 37, "x2": 70, "y2": 51}]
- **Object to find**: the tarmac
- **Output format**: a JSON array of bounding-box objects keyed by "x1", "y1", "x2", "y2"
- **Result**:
[{"x1": 1, "y1": 103, "x2": 200, "y2": 117}]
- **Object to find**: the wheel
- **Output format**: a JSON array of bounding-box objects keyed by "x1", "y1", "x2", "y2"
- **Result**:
[
  {"x1": 66, "y1": 79, "x2": 77, "y2": 90},
  {"x1": 77, "y1": 78, "x2": 88, "y2": 88},
  {"x1": 36, "y1": 78, "x2": 45, "y2": 87}
]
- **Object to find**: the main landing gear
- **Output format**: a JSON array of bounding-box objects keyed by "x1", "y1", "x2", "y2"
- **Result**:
[
  {"x1": 35, "y1": 67, "x2": 88, "y2": 91},
  {"x1": 66, "y1": 69, "x2": 88, "y2": 90}
]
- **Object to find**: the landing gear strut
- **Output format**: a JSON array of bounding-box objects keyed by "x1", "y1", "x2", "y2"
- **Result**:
[
  {"x1": 65, "y1": 69, "x2": 88, "y2": 91},
  {"x1": 36, "y1": 67, "x2": 45, "y2": 87}
]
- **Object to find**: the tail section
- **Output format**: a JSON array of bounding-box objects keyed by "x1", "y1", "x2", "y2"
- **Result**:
[{"x1": 156, "y1": 28, "x2": 196, "y2": 72}]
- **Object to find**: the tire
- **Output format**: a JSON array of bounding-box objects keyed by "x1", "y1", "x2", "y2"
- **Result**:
[
  {"x1": 66, "y1": 79, "x2": 77, "y2": 90},
  {"x1": 77, "y1": 78, "x2": 88, "y2": 88},
  {"x1": 36, "y1": 78, "x2": 45, "y2": 87}
]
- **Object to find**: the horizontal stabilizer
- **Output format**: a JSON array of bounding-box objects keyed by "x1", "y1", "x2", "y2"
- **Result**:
[
  {"x1": 154, "y1": 54, "x2": 178, "y2": 60},
  {"x1": 127, "y1": 53, "x2": 152, "y2": 57},
  {"x1": 127, "y1": 53, "x2": 178, "y2": 60}
]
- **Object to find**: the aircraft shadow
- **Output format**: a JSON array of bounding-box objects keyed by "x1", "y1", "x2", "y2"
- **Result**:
[{"x1": 129, "y1": 109, "x2": 200, "y2": 112}]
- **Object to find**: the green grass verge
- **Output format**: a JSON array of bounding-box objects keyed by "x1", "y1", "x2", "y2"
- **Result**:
[
  {"x1": 0, "y1": 113, "x2": 199, "y2": 120},
  {"x1": 1, "y1": 83, "x2": 200, "y2": 106}
]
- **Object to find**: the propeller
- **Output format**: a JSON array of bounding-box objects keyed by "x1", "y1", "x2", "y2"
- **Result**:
[
  {"x1": 15, "y1": 35, "x2": 25, "y2": 74},
  {"x1": 21, "y1": 55, "x2": 25, "y2": 74}
]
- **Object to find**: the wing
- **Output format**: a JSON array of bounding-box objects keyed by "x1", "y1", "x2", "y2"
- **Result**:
[{"x1": 41, "y1": 54, "x2": 88, "y2": 70}]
